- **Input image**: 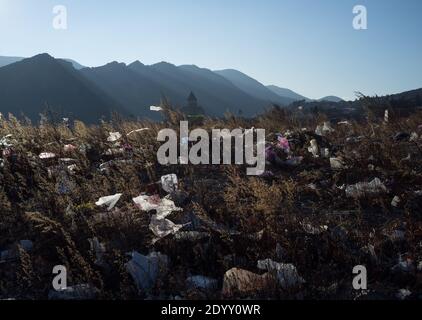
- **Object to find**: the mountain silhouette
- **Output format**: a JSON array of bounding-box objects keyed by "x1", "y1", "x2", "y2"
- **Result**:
[
  {"x1": 318, "y1": 96, "x2": 344, "y2": 102},
  {"x1": 266, "y1": 85, "x2": 310, "y2": 102},
  {"x1": 0, "y1": 54, "x2": 125, "y2": 122},
  {"x1": 0, "y1": 55, "x2": 85, "y2": 70},
  {"x1": 215, "y1": 69, "x2": 297, "y2": 105},
  {"x1": 81, "y1": 61, "x2": 183, "y2": 120},
  {"x1": 129, "y1": 62, "x2": 269, "y2": 117}
]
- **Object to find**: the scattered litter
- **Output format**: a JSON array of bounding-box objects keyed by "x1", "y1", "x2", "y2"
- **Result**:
[
  {"x1": 186, "y1": 275, "x2": 218, "y2": 290},
  {"x1": 127, "y1": 128, "x2": 150, "y2": 136},
  {"x1": 133, "y1": 194, "x2": 182, "y2": 219},
  {"x1": 39, "y1": 152, "x2": 56, "y2": 159},
  {"x1": 391, "y1": 196, "x2": 401, "y2": 207},
  {"x1": 222, "y1": 268, "x2": 272, "y2": 297},
  {"x1": 384, "y1": 110, "x2": 389, "y2": 123},
  {"x1": 330, "y1": 157, "x2": 345, "y2": 170},
  {"x1": 257, "y1": 259, "x2": 305, "y2": 289},
  {"x1": 150, "y1": 106, "x2": 163, "y2": 111},
  {"x1": 301, "y1": 223, "x2": 328, "y2": 235},
  {"x1": 396, "y1": 289, "x2": 411, "y2": 300},
  {"x1": 276, "y1": 134, "x2": 290, "y2": 153},
  {"x1": 149, "y1": 215, "x2": 187, "y2": 241},
  {"x1": 345, "y1": 178, "x2": 387, "y2": 198},
  {"x1": 409, "y1": 132, "x2": 419, "y2": 142},
  {"x1": 161, "y1": 174, "x2": 178, "y2": 193},
  {"x1": 107, "y1": 132, "x2": 122, "y2": 142},
  {"x1": 95, "y1": 193, "x2": 122, "y2": 211},
  {"x1": 321, "y1": 148, "x2": 330, "y2": 158},
  {"x1": 0, "y1": 134, "x2": 14, "y2": 147},
  {"x1": 63, "y1": 144, "x2": 77, "y2": 152},
  {"x1": 308, "y1": 139, "x2": 319, "y2": 158},
  {"x1": 125, "y1": 251, "x2": 169, "y2": 292},
  {"x1": 48, "y1": 284, "x2": 98, "y2": 300},
  {"x1": 315, "y1": 122, "x2": 334, "y2": 136},
  {"x1": 338, "y1": 121, "x2": 351, "y2": 125},
  {"x1": 174, "y1": 231, "x2": 210, "y2": 241}
]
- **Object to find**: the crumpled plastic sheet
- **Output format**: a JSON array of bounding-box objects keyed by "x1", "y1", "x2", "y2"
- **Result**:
[
  {"x1": 125, "y1": 251, "x2": 169, "y2": 292},
  {"x1": 39, "y1": 152, "x2": 56, "y2": 159},
  {"x1": 150, "y1": 106, "x2": 163, "y2": 111},
  {"x1": 107, "y1": 132, "x2": 122, "y2": 142},
  {"x1": 161, "y1": 174, "x2": 178, "y2": 193},
  {"x1": 345, "y1": 178, "x2": 387, "y2": 198},
  {"x1": 308, "y1": 139, "x2": 319, "y2": 158},
  {"x1": 0, "y1": 240, "x2": 33, "y2": 263},
  {"x1": 149, "y1": 215, "x2": 187, "y2": 241},
  {"x1": 127, "y1": 128, "x2": 150, "y2": 136},
  {"x1": 132, "y1": 194, "x2": 182, "y2": 219},
  {"x1": 257, "y1": 259, "x2": 305, "y2": 289},
  {"x1": 315, "y1": 122, "x2": 334, "y2": 136},
  {"x1": 276, "y1": 134, "x2": 290, "y2": 153},
  {"x1": 0, "y1": 134, "x2": 14, "y2": 147},
  {"x1": 95, "y1": 193, "x2": 122, "y2": 211}
]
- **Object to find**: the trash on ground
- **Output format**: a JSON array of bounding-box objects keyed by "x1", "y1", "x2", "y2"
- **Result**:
[
  {"x1": 345, "y1": 178, "x2": 387, "y2": 198},
  {"x1": 125, "y1": 251, "x2": 169, "y2": 292},
  {"x1": 257, "y1": 259, "x2": 305, "y2": 289},
  {"x1": 107, "y1": 132, "x2": 122, "y2": 142},
  {"x1": 39, "y1": 152, "x2": 56, "y2": 159},
  {"x1": 222, "y1": 268, "x2": 272, "y2": 297},
  {"x1": 161, "y1": 174, "x2": 178, "y2": 193},
  {"x1": 95, "y1": 193, "x2": 122, "y2": 211}
]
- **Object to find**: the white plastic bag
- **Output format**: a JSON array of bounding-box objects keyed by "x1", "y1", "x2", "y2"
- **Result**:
[{"x1": 95, "y1": 193, "x2": 122, "y2": 210}]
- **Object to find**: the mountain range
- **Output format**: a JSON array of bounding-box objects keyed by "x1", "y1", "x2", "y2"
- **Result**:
[{"x1": 0, "y1": 53, "x2": 387, "y2": 123}]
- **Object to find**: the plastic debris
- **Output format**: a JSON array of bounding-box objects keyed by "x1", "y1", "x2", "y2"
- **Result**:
[
  {"x1": 48, "y1": 284, "x2": 98, "y2": 300},
  {"x1": 222, "y1": 268, "x2": 272, "y2": 297},
  {"x1": 186, "y1": 275, "x2": 218, "y2": 290},
  {"x1": 396, "y1": 289, "x2": 411, "y2": 300},
  {"x1": 409, "y1": 132, "x2": 419, "y2": 142},
  {"x1": 39, "y1": 152, "x2": 56, "y2": 159},
  {"x1": 0, "y1": 134, "x2": 14, "y2": 147},
  {"x1": 276, "y1": 134, "x2": 290, "y2": 153},
  {"x1": 308, "y1": 139, "x2": 319, "y2": 158},
  {"x1": 321, "y1": 148, "x2": 330, "y2": 158},
  {"x1": 384, "y1": 110, "x2": 389, "y2": 123},
  {"x1": 392, "y1": 256, "x2": 414, "y2": 273},
  {"x1": 95, "y1": 193, "x2": 122, "y2": 211},
  {"x1": 345, "y1": 178, "x2": 387, "y2": 198},
  {"x1": 391, "y1": 196, "x2": 401, "y2": 207},
  {"x1": 127, "y1": 128, "x2": 150, "y2": 136},
  {"x1": 330, "y1": 157, "x2": 345, "y2": 170},
  {"x1": 63, "y1": 144, "x2": 77, "y2": 152},
  {"x1": 107, "y1": 132, "x2": 122, "y2": 142},
  {"x1": 150, "y1": 106, "x2": 163, "y2": 111},
  {"x1": 125, "y1": 251, "x2": 169, "y2": 292},
  {"x1": 149, "y1": 214, "x2": 186, "y2": 240},
  {"x1": 161, "y1": 174, "x2": 178, "y2": 193},
  {"x1": 257, "y1": 259, "x2": 305, "y2": 289},
  {"x1": 315, "y1": 122, "x2": 334, "y2": 136},
  {"x1": 133, "y1": 194, "x2": 182, "y2": 219}
]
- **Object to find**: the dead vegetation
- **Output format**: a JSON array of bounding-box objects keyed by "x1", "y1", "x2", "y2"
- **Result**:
[{"x1": 0, "y1": 106, "x2": 421, "y2": 300}]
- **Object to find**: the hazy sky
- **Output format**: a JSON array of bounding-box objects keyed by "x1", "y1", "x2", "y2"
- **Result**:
[{"x1": 1, "y1": 0, "x2": 421, "y2": 100}]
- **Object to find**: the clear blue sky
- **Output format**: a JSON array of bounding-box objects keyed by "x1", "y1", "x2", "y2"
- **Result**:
[{"x1": 1, "y1": 0, "x2": 421, "y2": 100}]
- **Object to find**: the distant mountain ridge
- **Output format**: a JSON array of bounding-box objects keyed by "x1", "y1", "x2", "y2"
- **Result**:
[
  {"x1": 0, "y1": 54, "x2": 126, "y2": 122},
  {"x1": 0, "y1": 53, "x2": 417, "y2": 123}
]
